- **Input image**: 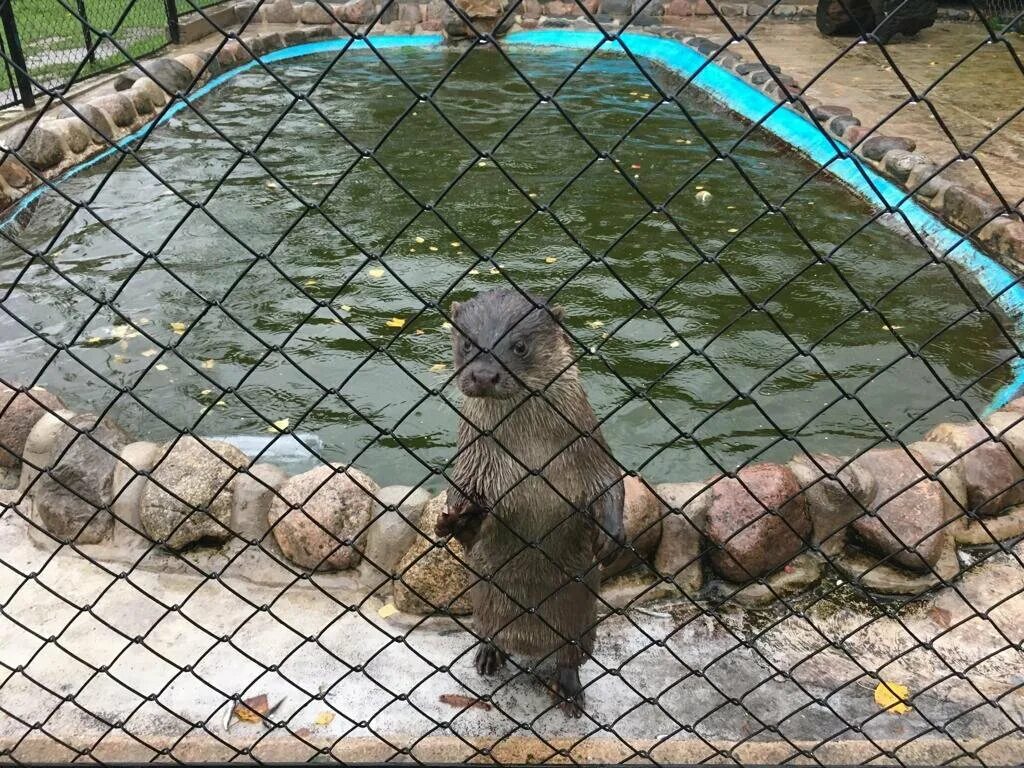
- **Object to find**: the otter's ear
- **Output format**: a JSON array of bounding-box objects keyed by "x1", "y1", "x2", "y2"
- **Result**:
[
  {"x1": 549, "y1": 304, "x2": 565, "y2": 324},
  {"x1": 450, "y1": 301, "x2": 461, "y2": 320}
]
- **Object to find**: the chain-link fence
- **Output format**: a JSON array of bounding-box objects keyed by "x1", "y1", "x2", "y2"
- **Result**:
[{"x1": 1, "y1": 0, "x2": 1024, "y2": 763}]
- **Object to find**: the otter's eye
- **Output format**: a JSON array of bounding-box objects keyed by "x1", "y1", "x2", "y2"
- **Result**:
[
  {"x1": 512, "y1": 339, "x2": 528, "y2": 356},
  {"x1": 461, "y1": 338, "x2": 473, "y2": 354}
]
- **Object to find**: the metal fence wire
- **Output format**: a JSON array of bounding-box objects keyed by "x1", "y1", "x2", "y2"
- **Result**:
[{"x1": 1, "y1": 0, "x2": 1024, "y2": 763}]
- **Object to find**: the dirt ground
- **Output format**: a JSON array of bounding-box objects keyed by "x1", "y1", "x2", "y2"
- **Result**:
[{"x1": 682, "y1": 17, "x2": 1024, "y2": 214}]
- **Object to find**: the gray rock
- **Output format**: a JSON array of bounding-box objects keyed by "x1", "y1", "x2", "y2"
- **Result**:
[
  {"x1": 956, "y1": 506, "x2": 1024, "y2": 545},
  {"x1": 268, "y1": 464, "x2": 378, "y2": 570},
  {"x1": 126, "y1": 85, "x2": 154, "y2": 116},
  {"x1": 19, "y1": 408, "x2": 76, "y2": 494},
  {"x1": 811, "y1": 103, "x2": 853, "y2": 122},
  {"x1": 882, "y1": 149, "x2": 931, "y2": 182},
  {"x1": 924, "y1": 422, "x2": 1024, "y2": 517},
  {"x1": 299, "y1": 1, "x2": 335, "y2": 23},
  {"x1": 393, "y1": 492, "x2": 473, "y2": 615},
  {"x1": 140, "y1": 437, "x2": 249, "y2": 549},
  {"x1": 735, "y1": 60, "x2": 780, "y2": 75},
  {"x1": 0, "y1": 386, "x2": 64, "y2": 467},
  {"x1": 835, "y1": 543, "x2": 958, "y2": 596},
  {"x1": 705, "y1": 463, "x2": 811, "y2": 582},
  {"x1": 361, "y1": 484, "x2": 431, "y2": 578},
  {"x1": 57, "y1": 103, "x2": 115, "y2": 145},
  {"x1": 337, "y1": 0, "x2": 375, "y2": 23},
  {"x1": 5, "y1": 125, "x2": 66, "y2": 171},
  {"x1": 724, "y1": 552, "x2": 823, "y2": 606},
  {"x1": 860, "y1": 135, "x2": 916, "y2": 161},
  {"x1": 829, "y1": 115, "x2": 861, "y2": 137},
  {"x1": 652, "y1": 482, "x2": 711, "y2": 595},
  {"x1": 114, "y1": 58, "x2": 193, "y2": 95},
  {"x1": 89, "y1": 93, "x2": 137, "y2": 128},
  {"x1": 50, "y1": 119, "x2": 91, "y2": 154},
  {"x1": 788, "y1": 453, "x2": 876, "y2": 556},
  {"x1": 262, "y1": 0, "x2": 299, "y2": 22},
  {"x1": 110, "y1": 441, "x2": 160, "y2": 541},
  {"x1": 235, "y1": 0, "x2": 258, "y2": 23},
  {"x1": 905, "y1": 161, "x2": 949, "y2": 199},
  {"x1": 34, "y1": 414, "x2": 129, "y2": 544},
  {"x1": 851, "y1": 445, "x2": 957, "y2": 572},
  {"x1": 0, "y1": 156, "x2": 32, "y2": 189},
  {"x1": 398, "y1": 2, "x2": 422, "y2": 22},
  {"x1": 942, "y1": 184, "x2": 1003, "y2": 232},
  {"x1": 232, "y1": 463, "x2": 288, "y2": 543}
]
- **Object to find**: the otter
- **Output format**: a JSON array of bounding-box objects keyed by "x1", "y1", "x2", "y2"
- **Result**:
[{"x1": 435, "y1": 289, "x2": 625, "y2": 717}]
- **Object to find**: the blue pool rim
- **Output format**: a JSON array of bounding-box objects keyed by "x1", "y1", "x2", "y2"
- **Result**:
[{"x1": 5, "y1": 29, "x2": 1023, "y2": 415}]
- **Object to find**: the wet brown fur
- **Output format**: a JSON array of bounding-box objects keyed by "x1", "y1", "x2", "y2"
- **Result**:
[{"x1": 437, "y1": 290, "x2": 624, "y2": 715}]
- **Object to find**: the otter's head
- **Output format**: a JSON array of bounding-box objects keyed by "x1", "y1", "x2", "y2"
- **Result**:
[{"x1": 450, "y1": 290, "x2": 571, "y2": 400}]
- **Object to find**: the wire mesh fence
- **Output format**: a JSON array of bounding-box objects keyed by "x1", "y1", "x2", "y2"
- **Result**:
[{"x1": 0, "y1": 0, "x2": 1024, "y2": 763}]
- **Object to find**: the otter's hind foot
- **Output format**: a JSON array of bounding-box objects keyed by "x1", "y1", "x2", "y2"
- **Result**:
[
  {"x1": 549, "y1": 664, "x2": 585, "y2": 718},
  {"x1": 474, "y1": 643, "x2": 506, "y2": 676}
]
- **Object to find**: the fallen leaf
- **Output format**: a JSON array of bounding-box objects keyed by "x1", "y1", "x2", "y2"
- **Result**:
[
  {"x1": 439, "y1": 693, "x2": 491, "y2": 711},
  {"x1": 294, "y1": 727, "x2": 312, "y2": 739},
  {"x1": 669, "y1": 340, "x2": 680, "y2": 348},
  {"x1": 429, "y1": 246, "x2": 438, "y2": 252},
  {"x1": 304, "y1": 278, "x2": 317, "y2": 287},
  {"x1": 234, "y1": 694, "x2": 270, "y2": 723},
  {"x1": 928, "y1": 606, "x2": 952, "y2": 628},
  {"x1": 378, "y1": 603, "x2": 399, "y2": 618},
  {"x1": 155, "y1": 364, "x2": 169, "y2": 372},
  {"x1": 874, "y1": 681, "x2": 912, "y2": 715},
  {"x1": 451, "y1": 241, "x2": 461, "y2": 248},
  {"x1": 544, "y1": 256, "x2": 557, "y2": 264},
  {"x1": 586, "y1": 320, "x2": 605, "y2": 329},
  {"x1": 314, "y1": 711, "x2": 335, "y2": 726},
  {"x1": 86, "y1": 336, "x2": 103, "y2": 345},
  {"x1": 268, "y1": 418, "x2": 289, "y2": 433},
  {"x1": 415, "y1": 236, "x2": 425, "y2": 243},
  {"x1": 200, "y1": 389, "x2": 213, "y2": 396},
  {"x1": 170, "y1": 322, "x2": 187, "y2": 334},
  {"x1": 202, "y1": 359, "x2": 215, "y2": 369},
  {"x1": 112, "y1": 354, "x2": 128, "y2": 364},
  {"x1": 339, "y1": 304, "x2": 352, "y2": 312},
  {"x1": 142, "y1": 349, "x2": 157, "y2": 357},
  {"x1": 216, "y1": 399, "x2": 227, "y2": 407},
  {"x1": 477, "y1": 160, "x2": 488, "y2": 167},
  {"x1": 631, "y1": 164, "x2": 641, "y2": 169},
  {"x1": 385, "y1": 317, "x2": 406, "y2": 329},
  {"x1": 415, "y1": 328, "x2": 425, "y2": 335},
  {"x1": 430, "y1": 363, "x2": 447, "y2": 372},
  {"x1": 468, "y1": 269, "x2": 480, "y2": 275},
  {"x1": 441, "y1": 322, "x2": 452, "y2": 330},
  {"x1": 488, "y1": 268, "x2": 499, "y2": 275},
  {"x1": 368, "y1": 267, "x2": 385, "y2": 278},
  {"x1": 728, "y1": 228, "x2": 739, "y2": 233}
]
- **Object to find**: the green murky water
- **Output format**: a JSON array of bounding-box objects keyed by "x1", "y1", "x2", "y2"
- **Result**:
[{"x1": 0, "y1": 46, "x2": 1016, "y2": 487}]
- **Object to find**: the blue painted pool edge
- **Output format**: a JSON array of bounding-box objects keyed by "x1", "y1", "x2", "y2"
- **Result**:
[{"x1": 5, "y1": 29, "x2": 1022, "y2": 415}]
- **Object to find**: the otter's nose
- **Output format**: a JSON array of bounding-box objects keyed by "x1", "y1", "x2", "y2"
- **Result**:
[{"x1": 470, "y1": 368, "x2": 502, "y2": 387}]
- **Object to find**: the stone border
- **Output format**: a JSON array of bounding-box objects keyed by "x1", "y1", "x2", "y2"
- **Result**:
[{"x1": 1, "y1": 1, "x2": 1022, "y2": 261}]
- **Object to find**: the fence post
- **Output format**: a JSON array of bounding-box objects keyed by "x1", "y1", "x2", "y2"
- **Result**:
[
  {"x1": 75, "y1": 0, "x2": 95, "y2": 63},
  {"x1": 164, "y1": 0, "x2": 180, "y2": 44},
  {"x1": 0, "y1": 0, "x2": 34, "y2": 108}
]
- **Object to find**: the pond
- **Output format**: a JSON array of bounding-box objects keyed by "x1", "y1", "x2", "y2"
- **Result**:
[{"x1": 0, "y1": 44, "x2": 1016, "y2": 488}]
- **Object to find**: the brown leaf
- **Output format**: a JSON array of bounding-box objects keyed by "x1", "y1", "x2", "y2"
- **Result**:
[
  {"x1": 439, "y1": 693, "x2": 491, "y2": 711},
  {"x1": 928, "y1": 606, "x2": 952, "y2": 628},
  {"x1": 294, "y1": 727, "x2": 312, "y2": 740},
  {"x1": 233, "y1": 694, "x2": 269, "y2": 723}
]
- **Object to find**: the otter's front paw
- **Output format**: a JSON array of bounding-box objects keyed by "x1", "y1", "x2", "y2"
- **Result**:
[{"x1": 474, "y1": 643, "x2": 506, "y2": 676}]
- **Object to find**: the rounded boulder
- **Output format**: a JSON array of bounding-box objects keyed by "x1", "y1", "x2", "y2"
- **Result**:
[
  {"x1": 268, "y1": 463, "x2": 379, "y2": 571},
  {"x1": 140, "y1": 436, "x2": 248, "y2": 549},
  {"x1": 0, "y1": 386, "x2": 64, "y2": 467}
]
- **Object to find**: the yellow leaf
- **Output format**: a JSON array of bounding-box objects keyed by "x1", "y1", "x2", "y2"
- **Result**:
[
  {"x1": 216, "y1": 399, "x2": 227, "y2": 407},
  {"x1": 586, "y1": 320, "x2": 604, "y2": 329},
  {"x1": 112, "y1": 354, "x2": 127, "y2": 364},
  {"x1": 428, "y1": 246, "x2": 438, "y2": 252},
  {"x1": 142, "y1": 349, "x2": 157, "y2": 357},
  {"x1": 488, "y1": 268, "x2": 499, "y2": 275},
  {"x1": 368, "y1": 267, "x2": 385, "y2": 278},
  {"x1": 415, "y1": 236, "x2": 425, "y2": 243},
  {"x1": 544, "y1": 256, "x2": 557, "y2": 264},
  {"x1": 477, "y1": 160, "x2": 488, "y2": 167},
  {"x1": 314, "y1": 711, "x2": 335, "y2": 726},
  {"x1": 155, "y1": 364, "x2": 169, "y2": 372},
  {"x1": 874, "y1": 681, "x2": 911, "y2": 715},
  {"x1": 430, "y1": 363, "x2": 447, "y2": 372},
  {"x1": 304, "y1": 278, "x2": 317, "y2": 287},
  {"x1": 340, "y1": 305, "x2": 352, "y2": 312},
  {"x1": 377, "y1": 603, "x2": 399, "y2": 618},
  {"x1": 202, "y1": 359, "x2": 215, "y2": 369},
  {"x1": 441, "y1": 322, "x2": 452, "y2": 330},
  {"x1": 267, "y1": 419, "x2": 289, "y2": 433},
  {"x1": 450, "y1": 241, "x2": 461, "y2": 248},
  {"x1": 385, "y1": 317, "x2": 406, "y2": 329},
  {"x1": 415, "y1": 329, "x2": 424, "y2": 335},
  {"x1": 234, "y1": 694, "x2": 269, "y2": 723},
  {"x1": 170, "y1": 322, "x2": 186, "y2": 334},
  {"x1": 200, "y1": 389, "x2": 213, "y2": 396},
  {"x1": 468, "y1": 268, "x2": 480, "y2": 275},
  {"x1": 86, "y1": 336, "x2": 103, "y2": 345},
  {"x1": 669, "y1": 340, "x2": 680, "y2": 349},
  {"x1": 728, "y1": 228, "x2": 739, "y2": 234}
]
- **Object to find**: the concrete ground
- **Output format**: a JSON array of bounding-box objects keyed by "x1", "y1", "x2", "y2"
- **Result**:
[
  {"x1": 2, "y1": 493, "x2": 1024, "y2": 763},
  {"x1": 684, "y1": 16, "x2": 1024, "y2": 214}
]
